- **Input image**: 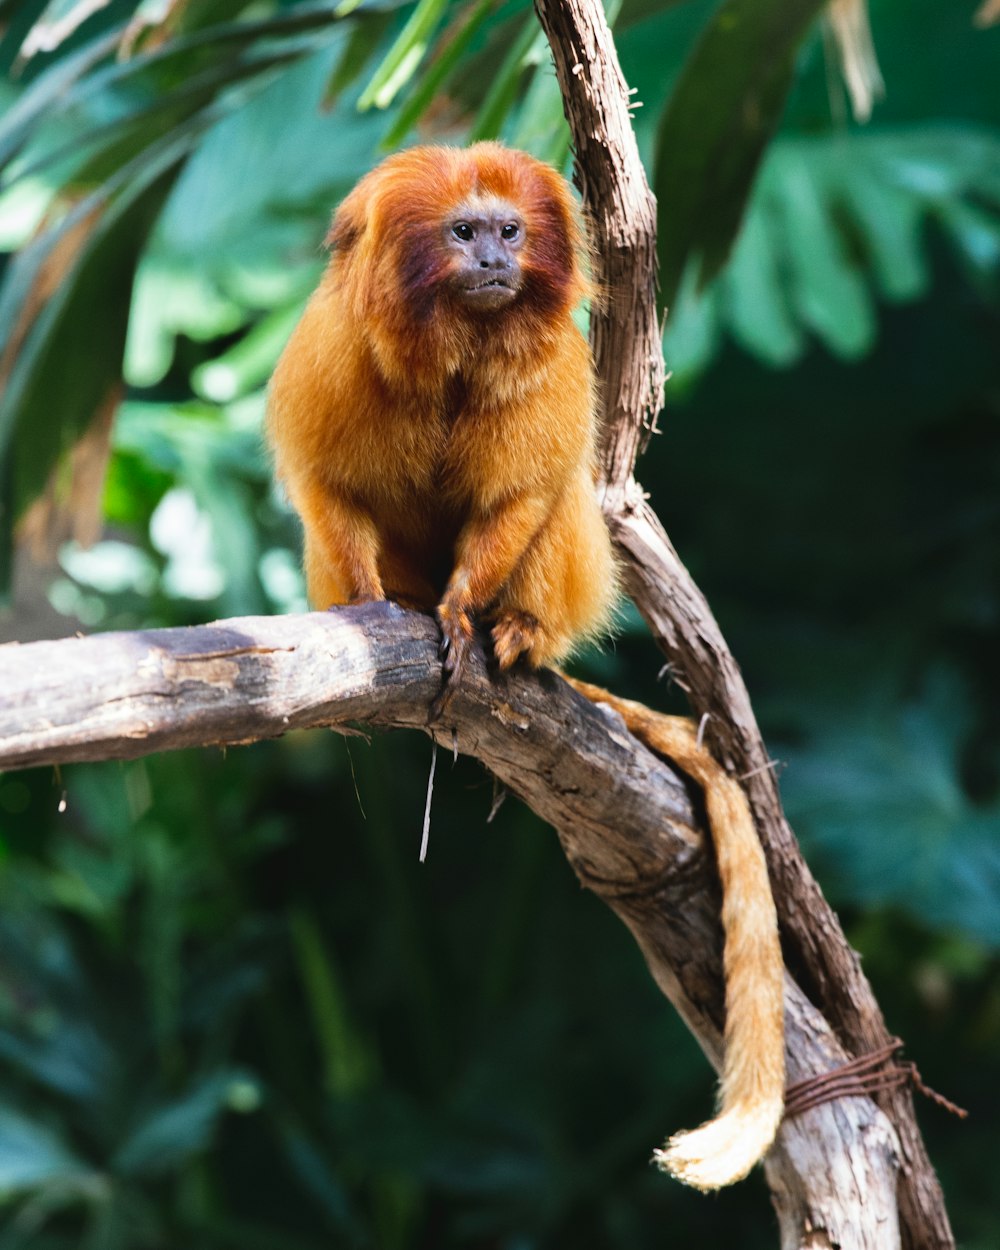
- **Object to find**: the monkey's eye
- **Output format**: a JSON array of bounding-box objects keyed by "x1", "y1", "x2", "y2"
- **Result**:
[
  {"x1": 452, "y1": 222, "x2": 475, "y2": 241},
  {"x1": 501, "y1": 223, "x2": 519, "y2": 240}
]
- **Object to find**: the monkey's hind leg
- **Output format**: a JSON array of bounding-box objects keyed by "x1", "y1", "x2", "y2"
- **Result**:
[{"x1": 293, "y1": 479, "x2": 384, "y2": 609}]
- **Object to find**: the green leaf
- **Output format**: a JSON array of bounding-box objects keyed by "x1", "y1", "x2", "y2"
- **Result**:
[
  {"x1": 468, "y1": 17, "x2": 538, "y2": 143},
  {"x1": 653, "y1": 0, "x2": 826, "y2": 306},
  {"x1": 357, "y1": 0, "x2": 449, "y2": 112},
  {"x1": 322, "y1": 11, "x2": 393, "y2": 110},
  {"x1": 0, "y1": 1108, "x2": 92, "y2": 1195},
  {"x1": 18, "y1": 0, "x2": 116, "y2": 62},
  {"x1": 191, "y1": 303, "x2": 302, "y2": 402},
  {"x1": 276, "y1": 1118, "x2": 363, "y2": 1236},
  {"x1": 124, "y1": 259, "x2": 247, "y2": 388},
  {"x1": 155, "y1": 41, "x2": 385, "y2": 266},
  {"x1": 510, "y1": 41, "x2": 571, "y2": 167},
  {"x1": 937, "y1": 198, "x2": 1000, "y2": 279},
  {"x1": 836, "y1": 149, "x2": 930, "y2": 303},
  {"x1": 769, "y1": 143, "x2": 876, "y2": 359},
  {"x1": 0, "y1": 133, "x2": 191, "y2": 520},
  {"x1": 110, "y1": 399, "x2": 269, "y2": 613},
  {"x1": 184, "y1": 461, "x2": 267, "y2": 616},
  {"x1": 662, "y1": 263, "x2": 722, "y2": 383},
  {"x1": 720, "y1": 187, "x2": 804, "y2": 367},
  {"x1": 0, "y1": 1020, "x2": 114, "y2": 1106},
  {"x1": 381, "y1": 0, "x2": 493, "y2": 149},
  {"x1": 0, "y1": 27, "x2": 118, "y2": 174},
  {"x1": 289, "y1": 906, "x2": 373, "y2": 1098},
  {"x1": 3, "y1": 39, "x2": 310, "y2": 194},
  {"x1": 782, "y1": 669, "x2": 1000, "y2": 947},
  {"x1": 3, "y1": 1, "x2": 353, "y2": 180},
  {"x1": 113, "y1": 1069, "x2": 259, "y2": 1175}
]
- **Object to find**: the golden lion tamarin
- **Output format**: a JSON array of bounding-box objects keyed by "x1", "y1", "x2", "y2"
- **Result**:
[{"x1": 267, "y1": 142, "x2": 784, "y2": 1191}]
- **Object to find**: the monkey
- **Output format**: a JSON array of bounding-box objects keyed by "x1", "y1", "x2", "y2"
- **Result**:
[{"x1": 266, "y1": 141, "x2": 784, "y2": 1192}]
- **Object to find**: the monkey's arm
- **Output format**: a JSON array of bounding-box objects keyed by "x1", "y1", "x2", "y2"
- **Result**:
[
  {"x1": 434, "y1": 347, "x2": 608, "y2": 705},
  {"x1": 436, "y1": 492, "x2": 552, "y2": 685}
]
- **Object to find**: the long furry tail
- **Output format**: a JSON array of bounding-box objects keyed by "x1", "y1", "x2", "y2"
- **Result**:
[{"x1": 563, "y1": 676, "x2": 785, "y2": 1191}]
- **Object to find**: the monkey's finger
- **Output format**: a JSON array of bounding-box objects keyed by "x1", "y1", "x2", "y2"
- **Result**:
[
  {"x1": 441, "y1": 634, "x2": 468, "y2": 683},
  {"x1": 429, "y1": 653, "x2": 466, "y2": 721},
  {"x1": 428, "y1": 682, "x2": 454, "y2": 723},
  {"x1": 430, "y1": 616, "x2": 470, "y2": 721}
]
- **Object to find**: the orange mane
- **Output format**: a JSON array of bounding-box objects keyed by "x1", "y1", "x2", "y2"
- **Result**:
[{"x1": 323, "y1": 143, "x2": 590, "y2": 386}]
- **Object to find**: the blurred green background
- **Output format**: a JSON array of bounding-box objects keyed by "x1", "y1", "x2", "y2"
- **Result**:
[{"x1": 0, "y1": 0, "x2": 997, "y2": 1246}]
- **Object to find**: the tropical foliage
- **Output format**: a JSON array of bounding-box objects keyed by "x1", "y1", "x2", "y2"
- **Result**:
[{"x1": 0, "y1": 0, "x2": 997, "y2": 1246}]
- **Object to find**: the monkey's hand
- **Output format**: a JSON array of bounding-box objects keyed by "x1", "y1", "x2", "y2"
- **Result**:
[
  {"x1": 491, "y1": 611, "x2": 545, "y2": 670},
  {"x1": 430, "y1": 586, "x2": 475, "y2": 720},
  {"x1": 432, "y1": 495, "x2": 551, "y2": 718}
]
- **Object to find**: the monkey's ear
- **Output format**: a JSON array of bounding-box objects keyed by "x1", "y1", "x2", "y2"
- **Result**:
[
  {"x1": 325, "y1": 183, "x2": 369, "y2": 253},
  {"x1": 325, "y1": 209, "x2": 362, "y2": 253}
]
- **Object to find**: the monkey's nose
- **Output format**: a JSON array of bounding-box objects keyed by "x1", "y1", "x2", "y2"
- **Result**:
[{"x1": 477, "y1": 250, "x2": 511, "y2": 270}]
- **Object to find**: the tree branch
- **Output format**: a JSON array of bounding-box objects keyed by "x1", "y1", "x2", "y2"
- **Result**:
[
  {"x1": 0, "y1": 605, "x2": 900, "y2": 1246},
  {"x1": 533, "y1": 0, "x2": 954, "y2": 1245}
]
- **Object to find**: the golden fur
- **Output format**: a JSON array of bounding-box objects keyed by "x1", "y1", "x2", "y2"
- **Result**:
[
  {"x1": 267, "y1": 142, "x2": 785, "y2": 1190},
  {"x1": 268, "y1": 142, "x2": 614, "y2": 669}
]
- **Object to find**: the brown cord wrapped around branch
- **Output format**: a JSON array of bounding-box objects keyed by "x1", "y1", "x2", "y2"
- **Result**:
[{"x1": 784, "y1": 1039, "x2": 968, "y2": 1121}]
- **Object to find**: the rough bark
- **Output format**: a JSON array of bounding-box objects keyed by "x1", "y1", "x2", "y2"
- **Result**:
[
  {"x1": 0, "y1": 605, "x2": 900, "y2": 1250},
  {"x1": 533, "y1": 0, "x2": 953, "y2": 1245}
]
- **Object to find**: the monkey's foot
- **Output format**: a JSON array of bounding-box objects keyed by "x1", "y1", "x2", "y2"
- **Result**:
[
  {"x1": 346, "y1": 589, "x2": 385, "y2": 606},
  {"x1": 492, "y1": 611, "x2": 543, "y2": 670},
  {"x1": 431, "y1": 598, "x2": 475, "y2": 720}
]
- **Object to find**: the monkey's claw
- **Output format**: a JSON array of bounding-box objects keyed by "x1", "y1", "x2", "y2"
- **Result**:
[
  {"x1": 431, "y1": 601, "x2": 474, "y2": 721},
  {"x1": 429, "y1": 651, "x2": 465, "y2": 722}
]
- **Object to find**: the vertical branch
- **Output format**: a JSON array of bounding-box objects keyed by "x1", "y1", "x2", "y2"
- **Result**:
[
  {"x1": 533, "y1": 0, "x2": 956, "y2": 1246},
  {"x1": 533, "y1": 0, "x2": 664, "y2": 487}
]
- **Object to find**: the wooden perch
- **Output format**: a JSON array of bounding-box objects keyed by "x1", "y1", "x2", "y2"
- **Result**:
[{"x1": 0, "y1": 604, "x2": 900, "y2": 1245}]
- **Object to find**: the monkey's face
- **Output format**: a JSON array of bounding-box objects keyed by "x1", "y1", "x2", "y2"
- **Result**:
[
  {"x1": 327, "y1": 144, "x2": 588, "y2": 339},
  {"x1": 442, "y1": 197, "x2": 525, "y2": 311}
]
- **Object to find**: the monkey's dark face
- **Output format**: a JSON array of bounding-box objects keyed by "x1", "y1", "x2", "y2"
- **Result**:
[{"x1": 442, "y1": 196, "x2": 525, "y2": 311}]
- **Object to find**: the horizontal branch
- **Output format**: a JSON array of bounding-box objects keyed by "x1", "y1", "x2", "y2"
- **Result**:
[
  {"x1": 1, "y1": 604, "x2": 899, "y2": 1241},
  {"x1": 0, "y1": 603, "x2": 718, "y2": 924}
]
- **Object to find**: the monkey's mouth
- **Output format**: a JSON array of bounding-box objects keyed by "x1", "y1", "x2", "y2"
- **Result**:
[{"x1": 458, "y1": 277, "x2": 518, "y2": 307}]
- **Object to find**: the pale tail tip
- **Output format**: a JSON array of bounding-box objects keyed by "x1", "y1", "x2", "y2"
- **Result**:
[{"x1": 652, "y1": 1100, "x2": 784, "y2": 1192}]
